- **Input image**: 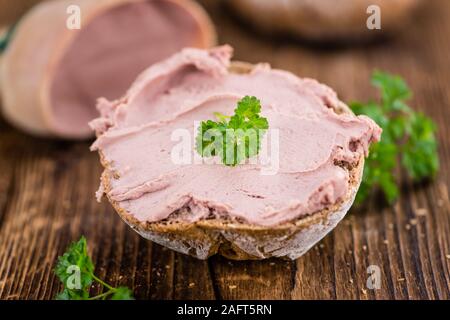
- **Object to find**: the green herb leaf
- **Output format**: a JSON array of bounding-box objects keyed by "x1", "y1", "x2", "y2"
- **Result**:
[
  {"x1": 54, "y1": 236, "x2": 134, "y2": 300},
  {"x1": 54, "y1": 236, "x2": 93, "y2": 300},
  {"x1": 111, "y1": 287, "x2": 134, "y2": 300},
  {"x1": 372, "y1": 70, "x2": 412, "y2": 110},
  {"x1": 196, "y1": 96, "x2": 269, "y2": 166},
  {"x1": 351, "y1": 71, "x2": 439, "y2": 204}
]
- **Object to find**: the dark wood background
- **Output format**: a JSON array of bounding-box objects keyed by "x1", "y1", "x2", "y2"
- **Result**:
[{"x1": 0, "y1": 0, "x2": 449, "y2": 300}]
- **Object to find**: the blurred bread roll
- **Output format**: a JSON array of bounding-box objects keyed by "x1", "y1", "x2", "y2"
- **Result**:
[{"x1": 227, "y1": 0, "x2": 422, "y2": 41}]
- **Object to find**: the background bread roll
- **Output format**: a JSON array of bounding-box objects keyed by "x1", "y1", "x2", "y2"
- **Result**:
[{"x1": 227, "y1": 0, "x2": 422, "y2": 41}]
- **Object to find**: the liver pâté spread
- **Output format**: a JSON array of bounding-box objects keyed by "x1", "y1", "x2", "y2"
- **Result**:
[{"x1": 91, "y1": 46, "x2": 381, "y2": 227}]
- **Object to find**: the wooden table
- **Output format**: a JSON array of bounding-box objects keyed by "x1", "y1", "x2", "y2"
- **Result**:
[{"x1": 0, "y1": 0, "x2": 449, "y2": 300}]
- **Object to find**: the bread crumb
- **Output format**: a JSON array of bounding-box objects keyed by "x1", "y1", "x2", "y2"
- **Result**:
[
  {"x1": 269, "y1": 262, "x2": 275, "y2": 266},
  {"x1": 397, "y1": 277, "x2": 405, "y2": 282},
  {"x1": 416, "y1": 208, "x2": 428, "y2": 216},
  {"x1": 349, "y1": 278, "x2": 354, "y2": 284},
  {"x1": 228, "y1": 285, "x2": 237, "y2": 290},
  {"x1": 319, "y1": 243, "x2": 325, "y2": 249},
  {"x1": 383, "y1": 239, "x2": 389, "y2": 245},
  {"x1": 362, "y1": 245, "x2": 367, "y2": 251},
  {"x1": 188, "y1": 282, "x2": 195, "y2": 288},
  {"x1": 361, "y1": 288, "x2": 367, "y2": 295},
  {"x1": 405, "y1": 224, "x2": 411, "y2": 230},
  {"x1": 446, "y1": 254, "x2": 450, "y2": 260},
  {"x1": 410, "y1": 218, "x2": 418, "y2": 226},
  {"x1": 388, "y1": 223, "x2": 394, "y2": 230}
]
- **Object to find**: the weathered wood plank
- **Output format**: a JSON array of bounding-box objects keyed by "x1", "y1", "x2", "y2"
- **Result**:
[
  {"x1": 0, "y1": 0, "x2": 42, "y2": 27},
  {"x1": 211, "y1": 256, "x2": 293, "y2": 300},
  {"x1": 0, "y1": 0, "x2": 448, "y2": 300},
  {"x1": 173, "y1": 254, "x2": 215, "y2": 300}
]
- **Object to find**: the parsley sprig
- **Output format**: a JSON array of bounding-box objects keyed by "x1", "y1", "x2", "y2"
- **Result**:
[
  {"x1": 196, "y1": 96, "x2": 269, "y2": 166},
  {"x1": 350, "y1": 71, "x2": 439, "y2": 204},
  {"x1": 54, "y1": 236, "x2": 134, "y2": 300}
]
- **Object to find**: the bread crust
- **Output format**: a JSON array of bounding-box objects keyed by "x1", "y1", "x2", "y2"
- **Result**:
[{"x1": 97, "y1": 62, "x2": 364, "y2": 260}]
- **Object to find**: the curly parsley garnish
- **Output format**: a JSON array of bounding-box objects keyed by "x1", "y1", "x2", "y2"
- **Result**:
[
  {"x1": 196, "y1": 96, "x2": 269, "y2": 166},
  {"x1": 54, "y1": 236, "x2": 134, "y2": 300},
  {"x1": 351, "y1": 71, "x2": 439, "y2": 204}
]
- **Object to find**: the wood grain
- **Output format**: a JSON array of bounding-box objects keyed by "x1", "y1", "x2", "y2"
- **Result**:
[{"x1": 0, "y1": 0, "x2": 449, "y2": 300}]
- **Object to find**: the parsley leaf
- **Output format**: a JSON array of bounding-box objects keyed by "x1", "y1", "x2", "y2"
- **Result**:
[
  {"x1": 54, "y1": 236, "x2": 94, "y2": 300},
  {"x1": 351, "y1": 71, "x2": 439, "y2": 204},
  {"x1": 196, "y1": 96, "x2": 269, "y2": 166},
  {"x1": 54, "y1": 236, "x2": 134, "y2": 300},
  {"x1": 111, "y1": 287, "x2": 134, "y2": 300}
]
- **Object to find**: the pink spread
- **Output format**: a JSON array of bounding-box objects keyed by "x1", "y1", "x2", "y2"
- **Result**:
[
  {"x1": 50, "y1": 0, "x2": 207, "y2": 137},
  {"x1": 91, "y1": 46, "x2": 381, "y2": 227}
]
